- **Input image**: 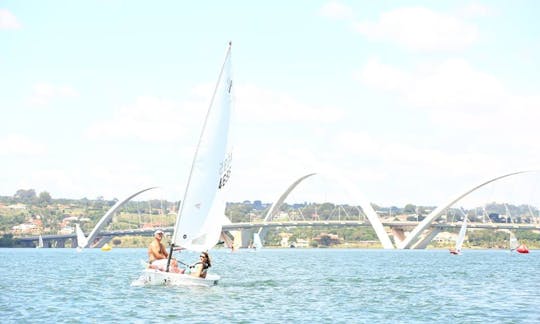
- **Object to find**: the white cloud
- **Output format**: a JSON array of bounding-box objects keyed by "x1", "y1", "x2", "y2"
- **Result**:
[
  {"x1": 29, "y1": 83, "x2": 79, "y2": 106},
  {"x1": 319, "y1": 1, "x2": 353, "y2": 20},
  {"x1": 356, "y1": 57, "x2": 540, "y2": 137},
  {"x1": 352, "y1": 57, "x2": 540, "y2": 205},
  {"x1": 0, "y1": 9, "x2": 21, "y2": 29},
  {"x1": 357, "y1": 57, "x2": 507, "y2": 112},
  {"x1": 460, "y1": 3, "x2": 494, "y2": 18},
  {"x1": 11, "y1": 163, "x2": 165, "y2": 200},
  {"x1": 0, "y1": 134, "x2": 47, "y2": 156},
  {"x1": 236, "y1": 84, "x2": 344, "y2": 123},
  {"x1": 85, "y1": 96, "x2": 202, "y2": 142},
  {"x1": 85, "y1": 82, "x2": 342, "y2": 144},
  {"x1": 354, "y1": 7, "x2": 479, "y2": 52}
]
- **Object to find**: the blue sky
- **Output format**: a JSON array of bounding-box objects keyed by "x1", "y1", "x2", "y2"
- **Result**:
[{"x1": 1, "y1": 1, "x2": 540, "y2": 208}]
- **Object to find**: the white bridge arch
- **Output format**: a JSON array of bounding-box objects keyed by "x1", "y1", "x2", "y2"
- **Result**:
[
  {"x1": 259, "y1": 172, "x2": 395, "y2": 249},
  {"x1": 398, "y1": 170, "x2": 537, "y2": 249},
  {"x1": 259, "y1": 170, "x2": 538, "y2": 250}
]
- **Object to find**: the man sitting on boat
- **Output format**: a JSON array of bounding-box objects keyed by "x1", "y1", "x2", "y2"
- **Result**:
[{"x1": 147, "y1": 229, "x2": 183, "y2": 273}]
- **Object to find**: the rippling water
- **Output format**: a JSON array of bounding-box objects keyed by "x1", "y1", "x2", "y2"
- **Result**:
[{"x1": 1, "y1": 248, "x2": 539, "y2": 323}]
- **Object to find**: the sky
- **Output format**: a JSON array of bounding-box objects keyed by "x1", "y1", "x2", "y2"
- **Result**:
[{"x1": 1, "y1": 1, "x2": 540, "y2": 208}]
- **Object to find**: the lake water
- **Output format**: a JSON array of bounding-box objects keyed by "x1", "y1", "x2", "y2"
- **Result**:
[{"x1": 1, "y1": 248, "x2": 539, "y2": 323}]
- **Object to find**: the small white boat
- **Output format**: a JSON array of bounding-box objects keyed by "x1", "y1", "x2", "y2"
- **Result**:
[
  {"x1": 253, "y1": 232, "x2": 263, "y2": 251},
  {"x1": 134, "y1": 42, "x2": 234, "y2": 287},
  {"x1": 134, "y1": 269, "x2": 220, "y2": 287},
  {"x1": 450, "y1": 212, "x2": 468, "y2": 255},
  {"x1": 75, "y1": 224, "x2": 88, "y2": 252},
  {"x1": 36, "y1": 235, "x2": 44, "y2": 248}
]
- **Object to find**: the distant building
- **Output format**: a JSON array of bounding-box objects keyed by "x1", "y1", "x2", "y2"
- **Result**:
[
  {"x1": 313, "y1": 233, "x2": 341, "y2": 246},
  {"x1": 294, "y1": 238, "x2": 310, "y2": 248},
  {"x1": 11, "y1": 218, "x2": 42, "y2": 234},
  {"x1": 5, "y1": 203, "x2": 27, "y2": 210},
  {"x1": 142, "y1": 222, "x2": 164, "y2": 229},
  {"x1": 59, "y1": 226, "x2": 74, "y2": 235},
  {"x1": 279, "y1": 233, "x2": 292, "y2": 247},
  {"x1": 434, "y1": 232, "x2": 456, "y2": 243}
]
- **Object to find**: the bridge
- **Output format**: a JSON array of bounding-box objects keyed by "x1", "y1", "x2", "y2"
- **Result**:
[
  {"x1": 15, "y1": 170, "x2": 540, "y2": 249},
  {"x1": 16, "y1": 221, "x2": 540, "y2": 248}
]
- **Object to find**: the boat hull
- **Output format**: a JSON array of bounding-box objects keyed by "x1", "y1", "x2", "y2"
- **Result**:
[
  {"x1": 134, "y1": 269, "x2": 220, "y2": 287},
  {"x1": 516, "y1": 244, "x2": 529, "y2": 254}
]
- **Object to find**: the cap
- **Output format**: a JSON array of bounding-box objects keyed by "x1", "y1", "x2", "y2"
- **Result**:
[{"x1": 154, "y1": 229, "x2": 164, "y2": 236}]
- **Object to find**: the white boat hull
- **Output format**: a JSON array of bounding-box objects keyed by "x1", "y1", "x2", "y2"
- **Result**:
[{"x1": 133, "y1": 269, "x2": 220, "y2": 287}]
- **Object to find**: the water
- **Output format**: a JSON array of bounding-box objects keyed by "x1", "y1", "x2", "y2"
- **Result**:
[{"x1": 1, "y1": 248, "x2": 539, "y2": 323}]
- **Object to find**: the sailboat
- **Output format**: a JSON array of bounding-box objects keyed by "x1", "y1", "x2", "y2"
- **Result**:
[
  {"x1": 510, "y1": 231, "x2": 529, "y2": 254},
  {"x1": 36, "y1": 234, "x2": 44, "y2": 248},
  {"x1": 75, "y1": 224, "x2": 88, "y2": 252},
  {"x1": 449, "y1": 213, "x2": 468, "y2": 255},
  {"x1": 134, "y1": 42, "x2": 234, "y2": 287},
  {"x1": 253, "y1": 232, "x2": 263, "y2": 251}
]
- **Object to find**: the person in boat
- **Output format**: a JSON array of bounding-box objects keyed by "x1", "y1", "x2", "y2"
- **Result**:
[
  {"x1": 191, "y1": 251, "x2": 211, "y2": 278},
  {"x1": 147, "y1": 229, "x2": 183, "y2": 273}
]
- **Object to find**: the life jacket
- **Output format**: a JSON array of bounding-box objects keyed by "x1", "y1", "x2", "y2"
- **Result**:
[{"x1": 192, "y1": 261, "x2": 210, "y2": 277}]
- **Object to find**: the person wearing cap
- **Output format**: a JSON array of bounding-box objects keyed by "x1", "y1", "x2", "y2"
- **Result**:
[
  {"x1": 148, "y1": 230, "x2": 169, "y2": 269},
  {"x1": 147, "y1": 229, "x2": 183, "y2": 273}
]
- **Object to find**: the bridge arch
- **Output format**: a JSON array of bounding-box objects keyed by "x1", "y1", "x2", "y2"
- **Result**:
[
  {"x1": 259, "y1": 172, "x2": 395, "y2": 249},
  {"x1": 398, "y1": 170, "x2": 537, "y2": 249},
  {"x1": 84, "y1": 186, "x2": 157, "y2": 248},
  {"x1": 255, "y1": 173, "x2": 317, "y2": 243}
]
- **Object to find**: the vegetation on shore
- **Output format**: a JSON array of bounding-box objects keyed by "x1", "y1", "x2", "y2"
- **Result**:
[{"x1": 1, "y1": 189, "x2": 540, "y2": 249}]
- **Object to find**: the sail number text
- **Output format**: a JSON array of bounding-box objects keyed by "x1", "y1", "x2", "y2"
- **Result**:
[{"x1": 218, "y1": 153, "x2": 232, "y2": 189}]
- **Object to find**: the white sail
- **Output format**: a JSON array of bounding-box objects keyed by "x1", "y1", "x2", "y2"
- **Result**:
[
  {"x1": 172, "y1": 42, "x2": 234, "y2": 252},
  {"x1": 76, "y1": 224, "x2": 88, "y2": 250},
  {"x1": 509, "y1": 232, "x2": 519, "y2": 251},
  {"x1": 253, "y1": 232, "x2": 263, "y2": 250},
  {"x1": 454, "y1": 216, "x2": 468, "y2": 252}
]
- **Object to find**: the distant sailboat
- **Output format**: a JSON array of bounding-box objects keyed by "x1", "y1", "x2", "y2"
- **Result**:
[
  {"x1": 450, "y1": 212, "x2": 468, "y2": 255},
  {"x1": 36, "y1": 235, "x2": 44, "y2": 249},
  {"x1": 75, "y1": 224, "x2": 88, "y2": 252},
  {"x1": 510, "y1": 232, "x2": 529, "y2": 254},
  {"x1": 509, "y1": 232, "x2": 519, "y2": 251},
  {"x1": 253, "y1": 232, "x2": 263, "y2": 251}
]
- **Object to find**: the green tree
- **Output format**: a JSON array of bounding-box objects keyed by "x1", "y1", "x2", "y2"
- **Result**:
[
  {"x1": 403, "y1": 204, "x2": 416, "y2": 213},
  {"x1": 0, "y1": 234, "x2": 15, "y2": 247},
  {"x1": 38, "y1": 191, "x2": 52, "y2": 205},
  {"x1": 14, "y1": 189, "x2": 37, "y2": 204}
]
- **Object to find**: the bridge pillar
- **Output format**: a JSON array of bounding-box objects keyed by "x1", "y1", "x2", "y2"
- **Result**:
[
  {"x1": 94, "y1": 236, "x2": 112, "y2": 248},
  {"x1": 390, "y1": 227, "x2": 407, "y2": 246},
  {"x1": 240, "y1": 229, "x2": 253, "y2": 248},
  {"x1": 56, "y1": 239, "x2": 65, "y2": 248},
  {"x1": 412, "y1": 227, "x2": 443, "y2": 249}
]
